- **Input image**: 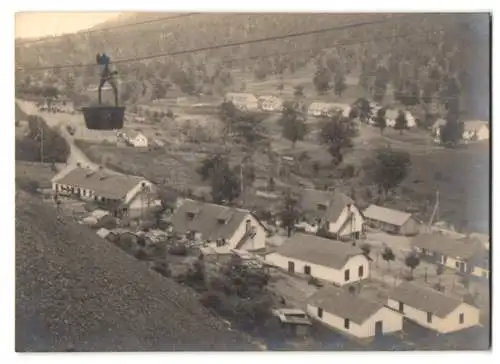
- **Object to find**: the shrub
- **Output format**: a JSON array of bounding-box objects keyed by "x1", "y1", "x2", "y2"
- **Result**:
[
  {"x1": 152, "y1": 261, "x2": 172, "y2": 277},
  {"x1": 199, "y1": 290, "x2": 222, "y2": 309},
  {"x1": 168, "y1": 244, "x2": 188, "y2": 256},
  {"x1": 16, "y1": 177, "x2": 40, "y2": 194},
  {"x1": 134, "y1": 249, "x2": 148, "y2": 261}
]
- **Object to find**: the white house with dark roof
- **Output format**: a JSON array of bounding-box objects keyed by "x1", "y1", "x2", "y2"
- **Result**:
[
  {"x1": 265, "y1": 234, "x2": 370, "y2": 286},
  {"x1": 412, "y1": 233, "x2": 489, "y2": 279},
  {"x1": 258, "y1": 95, "x2": 284, "y2": 112},
  {"x1": 122, "y1": 130, "x2": 148, "y2": 147},
  {"x1": 52, "y1": 167, "x2": 153, "y2": 216},
  {"x1": 462, "y1": 120, "x2": 490, "y2": 141},
  {"x1": 170, "y1": 199, "x2": 266, "y2": 252},
  {"x1": 307, "y1": 286, "x2": 403, "y2": 339},
  {"x1": 298, "y1": 189, "x2": 364, "y2": 240},
  {"x1": 387, "y1": 281, "x2": 480, "y2": 334},
  {"x1": 363, "y1": 204, "x2": 420, "y2": 236},
  {"x1": 224, "y1": 92, "x2": 260, "y2": 112}
]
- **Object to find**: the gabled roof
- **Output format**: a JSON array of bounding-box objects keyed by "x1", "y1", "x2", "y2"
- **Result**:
[
  {"x1": 388, "y1": 281, "x2": 470, "y2": 318},
  {"x1": 170, "y1": 199, "x2": 259, "y2": 242},
  {"x1": 363, "y1": 204, "x2": 413, "y2": 227},
  {"x1": 273, "y1": 233, "x2": 364, "y2": 269},
  {"x1": 412, "y1": 233, "x2": 484, "y2": 260},
  {"x1": 308, "y1": 286, "x2": 384, "y2": 325},
  {"x1": 55, "y1": 168, "x2": 147, "y2": 200},
  {"x1": 225, "y1": 93, "x2": 258, "y2": 103},
  {"x1": 299, "y1": 189, "x2": 354, "y2": 223},
  {"x1": 463, "y1": 120, "x2": 489, "y2": 131}
]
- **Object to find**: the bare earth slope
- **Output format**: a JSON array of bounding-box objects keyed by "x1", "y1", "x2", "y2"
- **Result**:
[{"x1": 15, "y1": 191, "x2": 257, "y2": 352}]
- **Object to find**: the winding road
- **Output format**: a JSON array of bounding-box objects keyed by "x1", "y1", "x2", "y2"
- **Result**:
[{"x1": 17, "y1": 100, "x2": 99, "y2": 170}]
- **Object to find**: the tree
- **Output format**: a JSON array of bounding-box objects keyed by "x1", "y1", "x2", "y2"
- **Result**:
[
  {"x1": 279, "y1": 191, "x2": 300, "y2": 238},
  {"x1": 365, "y1": 147, "x2": 412, "y2": 196},
  {"x1": 353, "y1": 98, "x2": 372, "y2": 123},
  {"x1": 313, "y1": 66, "x2": 331, "y2": 94},
  {"x1": 394, "y1": 110, "x2": 408, "y2": 134},
  {"x1": 440, "y1": 115, "x2": 464, "y2": 147},
  {"x1": 361, "y1": 243, "x2": 371, "y2": 258},
  {"x1": 157, "y1": 185, "x2": 178, "y2": 212},
  {"x1": 405, "y1": 253, "x2": 420, "y2": 279},
  {"x1": 319, "y1": 113, "x2": 358, "y2": 166},
  {"x1": 280, "y1": 103, "x2": 307, "y2": 148},
  {"x1": 197, "y1": 154, "x2": 241, "y2": 204},
  {"x1": 293, "y1": 85, "x2": 304, "y2": 97},
  {"x1": 381, "y1": 247, "x2": 395, "y2": 272},
  {"x1": 373, "y1": 66, "x2": 389, "y2": 103},
  {"x1": 375, "y1": 108, "x2": 387, "y2": 134},
  {"x1": 333, "y1": 71, "x2": 347, "y2": 97}
]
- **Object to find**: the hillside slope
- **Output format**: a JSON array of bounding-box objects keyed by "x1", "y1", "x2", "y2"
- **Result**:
[
  {"x1": 16, "y1": 13, "x2": 490, "y2": 119},
  {"x1": 15, "y1": 191, "x2": 257, "y2": 352}
]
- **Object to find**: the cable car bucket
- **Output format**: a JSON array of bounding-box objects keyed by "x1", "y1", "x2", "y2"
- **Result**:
[{"x1": 82, "y1": 105, "x2": 125, "y2": 130}]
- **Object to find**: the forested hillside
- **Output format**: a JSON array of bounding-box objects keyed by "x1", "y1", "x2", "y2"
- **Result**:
[{"x1": 15, "y1": 13, "x2": 490, "y2": 120}]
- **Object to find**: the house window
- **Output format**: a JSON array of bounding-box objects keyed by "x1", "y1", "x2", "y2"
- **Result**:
[
  {"x1": 398, "y1": 302, "x2": 404, "y2": 313},
  {"x1": 427, "y1": 312, "x2": 432, "y2": 323},
  {"x1": 317, "y1": 307, "x2": 323, "y2": 318},
  {"x1": 358, "y1": 265, "x2": 364, "y2": 278},
  {"x1": 344, "y1": 269, "x2": 350, "y2": 282},
  {"x1": 187, "y1": 212, "x2": 195, "y2": 220},
  {"x1": 304, "y1": 265, "x2": 311, "y2": 275},
  {"x1": 344, "y1": 318, "x2": 350, "y2": 329},
  {"x1": 459, "y1": 313, "x2": 464, "y2": 324},
  {"x1": 317, "y1": 204, "x2": 327, "y2": 211},
  {"x1": 455, "y1": 261, "x2": 460, "y2": 269}
]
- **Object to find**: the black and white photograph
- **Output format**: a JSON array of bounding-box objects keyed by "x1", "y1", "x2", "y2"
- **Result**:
[{"x1": 8, "y1": 5, "x2": 492, "y2": 357}]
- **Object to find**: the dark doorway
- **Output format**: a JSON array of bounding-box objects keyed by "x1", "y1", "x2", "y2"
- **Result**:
[
  {"x1": 288, "y1": 261, "x2": 295, "y2": 273},
  {"x1": 375, "y1": 321, "x2": 383, "y2": 337},
  {"x1": 304, "y1": 265, "x2": 311, "y2": 275}
]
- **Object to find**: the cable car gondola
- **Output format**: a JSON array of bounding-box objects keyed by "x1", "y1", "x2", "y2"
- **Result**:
[{"x1": 83, "y1": 53, "x2": 125, "y2": 131}]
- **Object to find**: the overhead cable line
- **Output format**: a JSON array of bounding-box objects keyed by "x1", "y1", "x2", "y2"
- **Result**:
[{"x1": 17, "y1": 14, "x2": 413, "y2": 71}]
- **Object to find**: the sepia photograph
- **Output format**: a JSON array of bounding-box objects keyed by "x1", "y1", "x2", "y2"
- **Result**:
[{"x1": 11, "y1": 7, "x2": 491, "y2": 354}]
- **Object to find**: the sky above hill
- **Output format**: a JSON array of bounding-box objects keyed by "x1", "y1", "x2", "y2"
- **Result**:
[{"x1": 15, "y1": 12, "x2": 123, "y2": 39}]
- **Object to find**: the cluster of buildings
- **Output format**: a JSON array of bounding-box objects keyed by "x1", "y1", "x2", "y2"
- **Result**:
[
  {"x1": 432, "y1": 119, "x2": 490, "y2": 143},
  {"x1": 50, "y1": 166, "x2": 488, "y2": 344}
]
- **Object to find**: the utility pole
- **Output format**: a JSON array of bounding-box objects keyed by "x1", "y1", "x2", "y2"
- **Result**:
[
  {"x1": 40, "y1": 121, "x2": 44, "y2": 163},
  {"x1": 428, "y1": 188, "x2": 440, "y2": 228}
]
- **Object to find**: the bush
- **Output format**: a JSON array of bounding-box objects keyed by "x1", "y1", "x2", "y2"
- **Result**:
[
  {"x1": 152, "y1": 261, "x2": 172, "y2": 277},
  {"x1": 168, "y1": 244, "x2": 188, "y2": 256},
  {"x1": 340, "y1": 164, "x2": 356, "y2": 179},
  {"x1": 16, "y1": 177, "x2": 40, "y2": 194},
  {"x1": 199, "y1": 290, "x2": 222, "y2": 309},
  {"x1": 134, "y1": 249, "x2": 148, "y2": 260}
]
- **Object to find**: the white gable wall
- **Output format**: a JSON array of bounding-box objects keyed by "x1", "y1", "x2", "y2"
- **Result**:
[
  {"x1": 265, "y1": 253, "x2": 370, "y2": 286},
  {"x1": 227, "y1": 213, "x2": 266, "y2": 251},
  {"x1": 328, "y1": 205, "x2": 364, "y2": 236},
  {"x1": 387, "y1": 299, "x2": 479, "y2": 334},
  {"x1": 307, "y1": 305, "x2": 403, "y2": 338},
  {"x1": 124, "y1": 180, "x2": 153, "y2": 205}
]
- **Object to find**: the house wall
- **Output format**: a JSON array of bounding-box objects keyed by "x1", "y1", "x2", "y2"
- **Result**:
[
  {"x1": 264, "y1": 253, "x2": 370, "y2": 286},
  {"x1": 132, "y1": 135, "x2": 148, "y2": 147},
  {"x1": 477, "y1": 126, "x2": 490, "y2": 141},
  {"x1": 471, "y1": 266, "x2": 489, "y2": 279},
  {"x1": 400, "y1": 217, "x2": 420, "y2": 236},
  {"x1": 386, "y1": 299, "x2": 479, "y2": 334},
  {"x1": 227, "y1": 213, "x2": 266, "y2": 251},
  {"x1": 124, "y1": 180, "x2": 153, "y2": 205},
  {"x1": 306, "y1": 305, "x2": 403, "y2": 338},
  {"x1": 328, "y1": 205, "x2": 364, "y2": 237}
]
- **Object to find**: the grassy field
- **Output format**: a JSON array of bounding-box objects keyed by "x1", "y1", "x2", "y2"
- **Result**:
[{"x1": 15, "y1": 161, "x2": 60, "y2": 189}]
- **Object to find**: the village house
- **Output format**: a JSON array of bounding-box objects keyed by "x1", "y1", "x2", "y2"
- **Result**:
[
  {"x1": 224, "y1": 92, "x2": 260, "y2": 112},
  {"x1": 363, "y1": 204, "x2": 420, "y2": 236},
  {"x1": 462, "y1": 120, "x2": 490, "y2": 141},
  {"x1": 169, "y1": 199, "x2": 267, "y2": 252},
  {"x1": 382, "y1": 109, "x2": 417, "y2": 128},
  {"x1": 52, "y1": 167, "x2": 153, "y2": 217},
  {"x1": 258, "y1": 95, "x2": 284, "y2": 112},
  {"x1": 387, "y1": 281, "x2": 480, "y2": 334},
  {"x1": 306, "y1": 286, "x2": 403, "y2": 339},
  {"x1": 308, "y1": 102, "x2": 350, "y2": 118},
  {"x1": 298, "y1": 189, "x2": 364, "y2": 240},
  {"x1": 265, "y1": 234, "x2": 370, "y2": 286},
  {"x1": 120, "y1": 130, "x2": 149, "y2": 147},
  {"x1": 412, "y1": 233, "x2": 490, "y2": 279}
]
